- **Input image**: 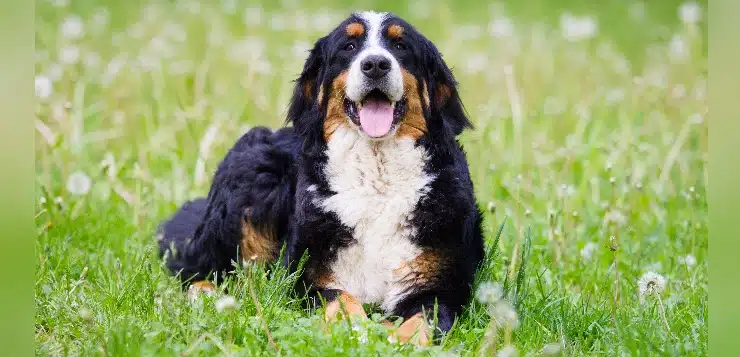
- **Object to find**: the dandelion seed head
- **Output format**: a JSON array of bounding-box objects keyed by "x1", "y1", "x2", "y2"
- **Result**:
[
  {"x1": 35, "y1": 76, "x2": 52, "y2": 99},
  {"x1": 79, "y1": 307, "x2": 93, "y2": 321},
  {"x1": 214, "y1": 295, "x2": 238, "y2": 313},
  {"x1": 59, "y1": 46, "x2": 81, "y2": 65},
  {"x1": 542, "y1": 342, "x2": 562, "y2": 355},
  {"x1": 489, "y1": 17, "x2": 514, "y2": 38},
  {"x1": 679, "y1": 2, "x2": 702, "y2": 24},
  {"x1": 66, "y1": 171, "x2": 92, "y2": 196},
  {"x1": 61, "y1": 15, "x2": 84, "y2": 39},
  {"x1": 560, "y1": 13, "x2": 598, "y2": 42},
  {"x1": 669, "y1": 35, "x2": 689, "y2": 62},
  {"x1": 476, "y1": 282, "x2": 503, "y2": 304},
  {"x1": 497, "y1": 345, "x2": 519, "y2": 357},
  {"x1": 580, "y1": 242, "x2": 598, "y2": 260},
  {"x1": 638, "y1": 271, "x2": 666, "y2": 297}
]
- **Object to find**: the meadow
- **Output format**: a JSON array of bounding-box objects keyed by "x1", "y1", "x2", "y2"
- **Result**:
[{"x1": 35, "y1": 0, "x2": 707, "y2": 355}]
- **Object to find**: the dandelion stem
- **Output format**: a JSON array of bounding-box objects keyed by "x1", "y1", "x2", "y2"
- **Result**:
[{"x1": 654, "y1": 291, "x2": 675, "y2": 338}]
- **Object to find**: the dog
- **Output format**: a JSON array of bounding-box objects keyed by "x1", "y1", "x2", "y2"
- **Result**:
[{"x1": 158, "y1": 11, "x2": 484, "y2": 346}]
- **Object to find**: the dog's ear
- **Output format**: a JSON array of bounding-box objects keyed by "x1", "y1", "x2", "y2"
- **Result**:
[
  {"x1": 422, "y1": 39, "x2": 472, "y2": 136},
  {"x1": 286, "y1": 36, "x2": 327, "y2": 133}
]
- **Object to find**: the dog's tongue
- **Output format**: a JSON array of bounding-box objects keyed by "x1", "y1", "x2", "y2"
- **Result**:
[{"x1": 359, "y1": 99, "x2": 394, "y2": 137}]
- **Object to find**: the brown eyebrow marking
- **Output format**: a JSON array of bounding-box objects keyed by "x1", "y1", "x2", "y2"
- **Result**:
[
  {"x1": 387, "y1": 24, "x2": 404, "y2": 39},
  {"x1": 346, "y1": 22, "x2": 365, "y2": 37}
]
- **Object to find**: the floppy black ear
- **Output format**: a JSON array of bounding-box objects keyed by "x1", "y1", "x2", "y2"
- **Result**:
[
  {"x1": 286, "y1": 36, "x2": 327, "y2": 135},
  {"x1": 423, "y1": 39, "x2": 472, "y2": 136}
]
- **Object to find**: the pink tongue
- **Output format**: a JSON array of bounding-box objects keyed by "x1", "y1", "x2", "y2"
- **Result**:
[{"x1": 359, "y1": 99, "x2": 394, "y2": 137}]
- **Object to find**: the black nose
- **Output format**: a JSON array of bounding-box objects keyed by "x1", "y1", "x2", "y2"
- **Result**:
[{"x1": 360, "y1": 55, "x2": 392, "y2": 79}]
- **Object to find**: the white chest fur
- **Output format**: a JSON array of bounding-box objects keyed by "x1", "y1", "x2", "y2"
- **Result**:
[{"x1": 316, "y1": 126, "x2": 435, "y2": 311}]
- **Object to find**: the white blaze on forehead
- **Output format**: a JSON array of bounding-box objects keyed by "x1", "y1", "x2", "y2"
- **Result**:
[
  {"x1": 345, "y1": 11, "x2": 404, "y2": 103},
  {"x1": 359, "y1": 11, "x2": 387, "y2": 48}
]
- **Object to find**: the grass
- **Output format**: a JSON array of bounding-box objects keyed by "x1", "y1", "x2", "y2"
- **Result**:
[{"x1": 35, "y1": 0, "x2": 707, "y2": 355}]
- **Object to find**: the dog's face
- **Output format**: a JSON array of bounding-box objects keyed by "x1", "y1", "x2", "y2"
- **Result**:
[{"x1": 288, "y1": 12, "x2": 471, "y2": 142}]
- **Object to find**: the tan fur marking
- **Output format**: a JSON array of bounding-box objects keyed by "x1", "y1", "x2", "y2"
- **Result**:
[
  {"x1": 303, "y1": 81, "x2": 313, "y2": 99},
  {"x1": 346, "y1": 23, "x2": 365, "y2": 37},
  {"x1": 395, "y1": 70, "x2": 428, "y2": 140},
  {"x1": 387, "y1": 24, "x2": 404, "y2": 39},
  {"x1": 240, "y1": 219, "x2": 277, "y2": 263},
  {"x1": 187, "y1": 281, "x2": 216, "y2": 298},
  {"x1": 389, "y1": 313, "x2": 430, "y2": 346},
  {"x1": 435, "y1": 84, "x2": 451, "y2": 107},
  {"x1": 421, "y1": 81, "x2": 430, "y2": 107},
  {"x1": 393, "y1": 250, "x2": 444, "y2": 286},
  {"x1": 325, "y1": 291, "x2": 367, "y2": 323},
  {"x1": 323, "y1": 71, "x2": 350, "y2": 142}
]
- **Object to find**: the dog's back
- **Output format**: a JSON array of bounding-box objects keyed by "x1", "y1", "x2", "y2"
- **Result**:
[{"x1": 158, "y1": 126, "x2": 299, "y2": 284}]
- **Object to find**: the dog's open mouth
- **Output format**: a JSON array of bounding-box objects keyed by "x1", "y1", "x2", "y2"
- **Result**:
[{"x1": 344, "y1": 89, "x2": 407, "y2": 138}]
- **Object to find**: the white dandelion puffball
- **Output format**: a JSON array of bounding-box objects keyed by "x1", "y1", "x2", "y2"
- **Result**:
[
  {"x1": 497, "y1": 345, "x2": 519, "y2": 357},
  {"x1": 638, "y1": 271, "x2": 666, "y2": 297},
  {"x1": 59, "y1": 46, "x2": 81, "y2": 65},
  {"x1": 35, "y1": 76, "x2": 52, "y2": 99},
  {"x1": 542, "y1": 342, "x2": 562, "y2": 355},
  {"x1": 560, "y1": 13, "x2": 598, "y2": 42},
  {"x1": 476, "y1": 282, "x2": 503, "y2": 304},
  {"x1": 580, "y1": 242, "x2": 598, "y2": 260},
  {"x1": 679, "y1": 2, "x2": 702, "y2": 24},
  {"x1": 489, "y1": 17, "x2": 514, "y2": 38},
  {"x1": 214, "y1": 295, "x2": 238, "y2": 313},
  {"x1": 66, "y1": 171, "x2": 92, "y2": 196},
  {"x1": 61, "y1": 15, "x2": 85, "y2": 40}
]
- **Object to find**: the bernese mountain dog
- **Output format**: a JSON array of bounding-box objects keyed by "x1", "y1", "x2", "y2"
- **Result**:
[{"x1": 159, "y1": 11, "x2": 484, "y2": 346}]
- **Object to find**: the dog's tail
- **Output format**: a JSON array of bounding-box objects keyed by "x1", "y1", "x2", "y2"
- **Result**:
[{"x1": 157, "y1": 198, "x2": 208, "y2": 278}]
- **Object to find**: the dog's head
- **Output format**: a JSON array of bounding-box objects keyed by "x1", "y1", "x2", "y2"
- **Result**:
[{"x1": 287, "y1": 12, "x2": 471, "y2": 143}]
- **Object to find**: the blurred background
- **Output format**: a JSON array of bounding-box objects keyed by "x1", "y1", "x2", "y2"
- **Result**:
[{"x1": 35, "y1": 0, "x2": 707, "y2": 355}]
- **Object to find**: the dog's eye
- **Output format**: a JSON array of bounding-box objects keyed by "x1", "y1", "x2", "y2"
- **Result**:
[
  {"x1": 394, "y1": 42, "x2": 407, "y2": 51},
  {"x1": 343, "y1": 43, "x2": 356, "y2": 51}
]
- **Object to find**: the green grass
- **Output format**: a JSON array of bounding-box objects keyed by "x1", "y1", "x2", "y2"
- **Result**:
[{"x1": 35, "y1": 0, "x2": 707, "y2": 355}]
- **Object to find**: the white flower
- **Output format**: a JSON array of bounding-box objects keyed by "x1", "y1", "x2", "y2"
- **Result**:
[
  {"x1": 61, "y1": 15, "x2": 84, "y2": 40},
  {"x1": 476, "y1": 282, "x2": 503, "y2": 304},
  {"x1": 497, "y1": 345, "x2": 519, "y2": 357},
  {"x1": 66, "y1": 171, "x2": 92, "y2": 196},
  {"x1": 560, "y1": 13, "x2": 598, "y2": 42},
  {"x1": 638, "y1": 271, "x2": 666, "y2": 297},
  {"x1": 489, "y1": 17, "x2": 514, "y2": 38},
  {"x1": 679, "y1": 2, "x2": 702, "y2": 24},
  {"x1": 59, "y1": 45, "x2": 80, "y2": 64},
  {"x1": 214, "y1": 295, "x2": 238, "y2": 313},
  {"x1": 542, "y1": 342, "x2": 561, "y2": 355},
  {"x1": 35, "y1": 76, "x2": 52, "y2": 99},
  {"x1": 580, "y1": 242, "x2": 598, "y2": 260}
]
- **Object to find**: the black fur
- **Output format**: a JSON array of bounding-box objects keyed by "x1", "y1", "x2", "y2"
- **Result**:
[{"x1": 159, "y1": 12, "x2": 483, "y2": 341}]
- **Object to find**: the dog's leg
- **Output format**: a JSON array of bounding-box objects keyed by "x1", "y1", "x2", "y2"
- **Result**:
[
  {"x1": 187, "y1": 281, "x2": 216, "y2": 299},
  {"x1": 387, "y1": 299, "x2": 456, "y2": 346},
  {"x1": 320, "y1": 289, "x2": 368, "y2": 323}
]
